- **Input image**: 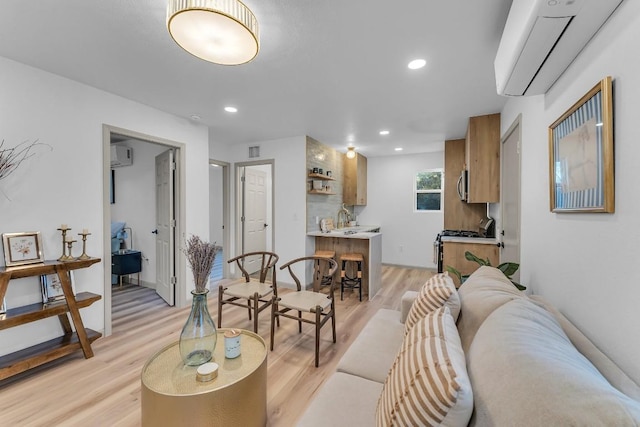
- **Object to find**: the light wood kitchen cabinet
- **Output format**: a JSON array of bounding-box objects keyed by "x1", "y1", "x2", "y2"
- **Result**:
[
  {"x1": 465, "y1": 113, "x2": 500, "y2": 203},
  {"x1": 443, "y1": 242, "x2": 498, "y2": 287},
  {"x1": 343, "y1": 152, "x2": 367, "y2": 206},
  {"x1": 444, "y1": 139, "x2": 486, "y2": 230}
]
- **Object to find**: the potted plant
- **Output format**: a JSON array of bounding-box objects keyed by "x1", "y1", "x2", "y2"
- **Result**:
[
  {"x1": 179, "y1": 235, "x2": 220, "y2": 366},
  {"x1": 446, "y1": 251, "x2": 525, "y2": 290}
]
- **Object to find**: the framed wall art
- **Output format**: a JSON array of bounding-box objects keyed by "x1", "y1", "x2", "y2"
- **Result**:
[
  {"x1": 2, "y1": 231, "x2": 45, "y2": 267},
  {"x1": 549, "y1": 76, "x2": 614, "y2": 213}
]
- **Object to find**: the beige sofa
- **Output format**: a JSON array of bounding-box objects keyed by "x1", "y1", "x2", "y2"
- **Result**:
[{"x1": 297, "y1": 266, "x2": 640, "y2": 426}]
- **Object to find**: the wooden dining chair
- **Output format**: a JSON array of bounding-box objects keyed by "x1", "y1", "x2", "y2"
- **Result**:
[
  {"x1": 270, "y1": 256, "x2": 338, "y2": 367},
  {"x1": 218, "y1": 251, "x2": 279, "y2": 333}
]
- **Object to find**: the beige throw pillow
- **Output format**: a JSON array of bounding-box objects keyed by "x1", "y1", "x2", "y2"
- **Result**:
[
  {"x1": 405, "y1": 272, "x2": 460, "y2": 334},
  {"x1": 377, "y1": 307, "x2": 473, "y2": 427}
]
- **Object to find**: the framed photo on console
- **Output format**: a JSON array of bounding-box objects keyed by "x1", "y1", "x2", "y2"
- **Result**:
[
  {"x1": 41, "y1": 271, "x2": 76, "y2": 303},
  {"x1": 549, "y1": 76, "x2": 614, "y2": 213},
  {"x1": 2, "y1": 231, "x2": 45, "y2": 267}
]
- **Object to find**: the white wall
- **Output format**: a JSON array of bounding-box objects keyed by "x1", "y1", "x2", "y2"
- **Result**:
[
  {"x1": 0, "y1": 56, "x2": 210, "y2": 357},
  {"x1": 501, "y1": 0, "x2": 640, "y2": 384},
  {"x1": 111, "y1": 141, "x2": 168, "y2": 286},
  {"x1": 209, "y1": 136, "x2": 307, "y2": 287},
  {"x1": 357, "y1": 152, "x2": 444, "y2": 268}
]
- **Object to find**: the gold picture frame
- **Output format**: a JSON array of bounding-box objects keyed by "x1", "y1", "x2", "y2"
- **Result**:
[
  {"x1": 2, "y1": 231, "x2": 45, "y2": 267},
  {"x1": 549, "y1": 76, "x2": 614, "y2": 213}
]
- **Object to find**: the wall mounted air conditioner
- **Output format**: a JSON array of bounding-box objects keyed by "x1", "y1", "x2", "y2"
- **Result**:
[
  {"x1": 495, "y1": 0, "x2": 623, "y2": 97},
  {"x1": 110, "y1": 145, "x2": 133, "y2": 167}
]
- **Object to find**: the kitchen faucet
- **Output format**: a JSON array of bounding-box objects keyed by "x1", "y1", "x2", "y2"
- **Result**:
[{"x1": 337, "y1": 203, "x2": 352, "y2": 229}]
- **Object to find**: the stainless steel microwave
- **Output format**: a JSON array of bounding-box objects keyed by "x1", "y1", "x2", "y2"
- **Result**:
[{"x1": 457, "y1": 169, "x2": 468, "y2": 202}]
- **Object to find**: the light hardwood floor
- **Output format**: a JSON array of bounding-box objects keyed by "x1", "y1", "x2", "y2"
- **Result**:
[{"x1": 0, "y1": 265, "x2": 433, "y2": 426}]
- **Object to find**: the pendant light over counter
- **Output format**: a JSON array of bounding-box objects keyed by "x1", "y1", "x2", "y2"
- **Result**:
[{"x1": 167, "y1": 0, "x2": 259, "y2": 66}]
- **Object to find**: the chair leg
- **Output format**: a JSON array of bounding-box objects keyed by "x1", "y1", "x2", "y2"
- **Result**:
[
  {"x1": 270, "y1": 300, "x2": 277, "y2": 351},
  {"x1": 298, "y1": 311, "x2": 302, "y2": 333},
  {"x1": 315, "y1": 307, "x2": 321, "y2": 368},
  {"x1": 218, "y1": 287, "x2": 224, "y2": 329},
  {"x1": 253, "y1": 293, "x2": 260, "y2": 333},
  {"x1": 331, "y1": 306, "x2": 336, "y2": 343},
  {"x1": 247, "y1": 299, "x2": 252, "y2": 321},
  {"x1": 358, "y1": 261, "x2": 362, "y2": 302}
]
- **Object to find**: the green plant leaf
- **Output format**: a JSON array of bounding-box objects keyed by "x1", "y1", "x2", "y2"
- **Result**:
[
  {"x1": 464, "y1": 251, "x2": 491, "y2": 266},
  {"x1": 497, "y1": 262, "x2": 520, "y2": 277},
  {"x1": 446, "y1": 266, "x2": 462, "y2": 283},
  {"x1": 511, "y1": 280, "x2": 526, "y2": 291}
]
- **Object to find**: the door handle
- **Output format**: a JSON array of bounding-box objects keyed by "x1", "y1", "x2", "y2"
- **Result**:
[
  {"x1": 264, "y1": 223, "x2": 269, "y2": 228},
  {"x1": 151, "y1": 229, "x2": 158, "y2": 234},
  {"x1": 456, "y1": 175, "x2": 463, "y2": 200}
]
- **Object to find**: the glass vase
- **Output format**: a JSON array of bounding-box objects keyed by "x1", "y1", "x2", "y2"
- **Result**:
[{"x1": 179, "y1": 290, "x2": 217, "y2": 366}]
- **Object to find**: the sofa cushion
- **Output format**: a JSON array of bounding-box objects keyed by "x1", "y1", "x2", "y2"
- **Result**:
[
  {"x1": 405, "y1": 272, "x2": 460, "y2": 335},
  {"x1": 456, "y1": 265, "x2": 525, "y2": 353},
  {"x1": 376, "y1": 307, "x2": 473, "y2": 427},
  {"x1": 468, "y1": 298, "x2": 640, "y2": 426},
  {"x1": 337, "y1": 308, "x2": 405, "y2": 384},
  {"x1": 530, "y1": 295, "x2": 640, "y2": 402},
  {"x1": 296, "y1": 372, "x2": 384, "y2": 427}
]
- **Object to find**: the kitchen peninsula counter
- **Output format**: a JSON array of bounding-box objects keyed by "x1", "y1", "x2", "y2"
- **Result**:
[{"x1": 307, "y1": 228, "x2": 382, "y2": 300}]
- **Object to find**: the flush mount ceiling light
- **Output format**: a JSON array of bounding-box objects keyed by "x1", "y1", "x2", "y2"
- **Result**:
[
  {"x1": 379, "y1": 130, "x2": 390, "y2": 135},
  {"x1": 346, "y1": 146, "x2": 356, "y2": 159},
  {"x1": 224, "y1": 106, "x2": 238, "y2": 113},
  {"x1": 408, "y1": 58, "x2": 426, "y2": 70},
  {"x1": 167, "y1": 0, "x2": 259, "y2": 66}
]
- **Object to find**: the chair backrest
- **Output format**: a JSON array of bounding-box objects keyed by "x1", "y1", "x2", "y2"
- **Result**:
[
  {"x1": 227, "y1": 251, "x2": 279, "y2": 284},
  {"x1": 279, "y1": 256, "x2": 338, "y2": 293}
]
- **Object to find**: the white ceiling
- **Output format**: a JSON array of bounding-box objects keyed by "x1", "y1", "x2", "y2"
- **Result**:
[{"x1": 0, "y1": 0, "x2": 513, "y2": 157}]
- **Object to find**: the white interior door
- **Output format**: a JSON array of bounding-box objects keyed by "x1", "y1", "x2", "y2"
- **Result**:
[
  {"x1": 501, "y1": 121, "x2": 522, "y2": 282},
  {"x1": 242, "y1": 167, "x2": 267, "y2": 274},
  {"x1": 155, "y1": 149, "x2": 175, "y2": 305}
]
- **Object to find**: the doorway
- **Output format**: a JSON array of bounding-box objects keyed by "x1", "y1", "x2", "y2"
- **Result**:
[
  {"x1": 209, "y1": 159, "x2": 231, "y2": 282},
  {"x1": 102, "y1": 124, "x2": 186, "y2": 337},
  {"x1": 500, "y1": 116, "x2": 522, "y2": 282},
  {"x1": 235, "y1": 161, "x2": 274, "y2": 275}
]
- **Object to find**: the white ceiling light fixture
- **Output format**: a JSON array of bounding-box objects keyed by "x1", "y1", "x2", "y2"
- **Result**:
[
  {"x1": 379, "y1": 130, "x2": 390, "y2": 135},
  {"x1": 346, "y1": 146, "x2": 356, "y2": 159},
  {"x1": 408, "y1": 59, "x2": 426, "y2": 70},
  {"x1": 224, "y1": 106, "x2": 238, "y2": 113},
  {"x1": 395, "y1": 147, "x2": 403, "y2": 151},
  {"x1": 167, "y1": 0, "x2": 260, "y2": 66}
]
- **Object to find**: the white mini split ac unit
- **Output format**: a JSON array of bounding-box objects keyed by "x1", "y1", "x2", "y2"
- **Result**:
[
  {"x1": 110, "y1": 145, "x2": 133, "y2": 167},
  {"x1": 495, "y1": 0, "x2": 623, "y2": 97}
]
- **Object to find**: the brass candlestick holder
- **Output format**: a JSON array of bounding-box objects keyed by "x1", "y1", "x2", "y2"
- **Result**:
[
  {"x1": 57, "y1": 227, "x2": 72, "y2": 261},
  {"x1": 65, "y1": 238, "x2": 77, "y2": 260},
  {"x1": 78, "y1": 232, "x2": 91, "y2": 260}
]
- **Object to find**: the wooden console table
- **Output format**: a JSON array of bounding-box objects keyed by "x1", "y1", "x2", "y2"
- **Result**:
[{"x1": 0, "y1": 258, "x2": 102, "y2": 380}]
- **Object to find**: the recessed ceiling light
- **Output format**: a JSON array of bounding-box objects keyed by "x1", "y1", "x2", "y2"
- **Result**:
[
  {"x1": 395, "y1": 147, "x2": 403, "y2": 151},
  {"x1": 379, "y1": 130, "x2": 390, "y2": 135},
  {"x1": 210, "y1": 163, "x2": 220, "y2": 167},
  {"x1": 224, "y1": 106, "x2": 238, "y2": 113},
  {"x1": 347, "y1": 134, "x2": 355, "y2": 142},
  {"x1": 408, "y1": 59, "x2": 426, "y2": 70},
  {"x1": 190, "y1": 114, "x2": 201, "y2": 121}
]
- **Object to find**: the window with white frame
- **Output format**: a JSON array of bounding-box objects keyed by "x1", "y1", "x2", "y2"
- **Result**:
[{"x1": 415, "y1": 169, "x2": 443, "y2": 211}]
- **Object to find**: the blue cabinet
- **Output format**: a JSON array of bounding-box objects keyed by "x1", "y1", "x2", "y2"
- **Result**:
[{"x1": 112, "y1": 250, "x2": 142, "y2": 285}]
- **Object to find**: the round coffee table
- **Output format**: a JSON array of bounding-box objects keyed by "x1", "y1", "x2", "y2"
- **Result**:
[{"x1": 141, "y1": 328, "x2": 267, "y2": 426}]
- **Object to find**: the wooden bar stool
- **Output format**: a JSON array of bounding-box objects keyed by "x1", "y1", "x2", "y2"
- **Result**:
[
  {"x1": 340, "y1": 252, "x2": 364, "y2": 301},
  {"x1": 314, "y1": 250, "x2": 336, "y2": 290}
]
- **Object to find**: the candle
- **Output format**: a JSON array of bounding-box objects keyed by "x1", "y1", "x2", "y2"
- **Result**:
[
  {"x1": 82, "y1": 229, "x2": 89, "y2": 234},
  {"x1": 61, "y1": 224, "x2": 68, "y2": 230},
  {"x1": 66, "y1": 235, "x2": 74, "y2": 242}
]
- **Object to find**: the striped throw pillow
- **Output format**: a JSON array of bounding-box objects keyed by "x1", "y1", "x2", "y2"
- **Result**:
[
  {"x1": 405, "y1": 273, "x2": 460, "y2": 334},
  {"x1": 377, "y1": 307, "x2": 473, "y2": 426}
]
